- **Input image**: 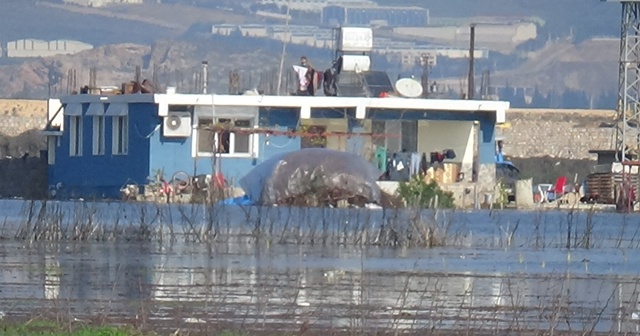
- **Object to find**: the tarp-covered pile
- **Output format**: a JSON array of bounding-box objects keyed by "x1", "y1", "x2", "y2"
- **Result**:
[{"x1": 240, "y1": 148, "x2": 382, "y2": 207}]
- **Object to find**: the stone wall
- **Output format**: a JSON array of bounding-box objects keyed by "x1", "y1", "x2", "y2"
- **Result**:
[
  {"x1": 0, "y1": 99, "x2": 48, "y2": 136},
  {"x1": 498, "y1": 108, "x2": 617, "y2": 160}
]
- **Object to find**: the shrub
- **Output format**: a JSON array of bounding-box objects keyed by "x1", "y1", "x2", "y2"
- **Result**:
[{"x1": 397, "y1": 176, "x2": 455, "y2": 209}]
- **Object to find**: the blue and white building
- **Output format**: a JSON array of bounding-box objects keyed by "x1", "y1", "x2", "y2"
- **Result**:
[{"x1": 43, "y1": 92, "x2": 509, "y2": 201}]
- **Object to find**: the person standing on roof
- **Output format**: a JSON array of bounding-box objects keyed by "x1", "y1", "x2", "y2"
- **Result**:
[
  {"x1": 293, "y1": 56, "x2": 320, "y2": 96},
  {"x1": 300, "y1": 56, "x2": 310, "y2": 68}
]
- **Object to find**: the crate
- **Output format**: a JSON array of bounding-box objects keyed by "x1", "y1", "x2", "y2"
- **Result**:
[{"x1": 585, "y1": 172, "x2": 640, "y2": 204}]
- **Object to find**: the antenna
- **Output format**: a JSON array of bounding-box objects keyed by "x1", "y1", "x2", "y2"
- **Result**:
[
  {"x1": 276, "y1": 0, "x2": 291, "y2": 95},
  {"x1": 467, "y1": 23, "x2": 476, "y2": 100},
  {"x1": 604, "y1": 0, "x2": 640, "y2": 162}
]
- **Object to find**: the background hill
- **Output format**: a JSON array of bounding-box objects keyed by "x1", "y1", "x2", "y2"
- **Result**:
[{"x1": 0, "y1": 0, "x2": 626, "y2": 107}]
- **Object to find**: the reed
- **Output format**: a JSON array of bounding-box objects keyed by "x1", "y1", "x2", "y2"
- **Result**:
[
  {"x1": 0, "y1": 199, "x2": 636, "y2": 251},
  {"x1": 4, "y1": 251, "x2": 640, "y2": 336}
]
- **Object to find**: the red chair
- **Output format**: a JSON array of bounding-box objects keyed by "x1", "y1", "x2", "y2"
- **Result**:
[{"x1": 552, "y1": 176, "x2": 567, "y2": 201}]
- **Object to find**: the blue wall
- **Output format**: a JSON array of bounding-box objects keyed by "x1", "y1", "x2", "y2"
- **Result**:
[
  {"x1": 149, "y1": 106, "x2": 301, "y2": 187},
  {"x1": 52, "y1": 103, "x2": 153, "y2": 199}
]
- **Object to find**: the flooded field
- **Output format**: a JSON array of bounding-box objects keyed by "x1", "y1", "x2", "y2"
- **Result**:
[{"x1": 1, "y1": 199, "x2": 640, "y2": 334}]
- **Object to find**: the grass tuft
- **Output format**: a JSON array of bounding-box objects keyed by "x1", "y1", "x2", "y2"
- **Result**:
[{"x1": 0, "y1": 320, "x2": 150, "y2": 336}]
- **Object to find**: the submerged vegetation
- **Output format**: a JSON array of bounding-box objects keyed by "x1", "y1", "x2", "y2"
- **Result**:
[
  {"x1": 1, "y1": 198, "x2": 632, "y2": 251},
  {"x1": 2, "y1": 200, "x2": 640, "y2": 335}
]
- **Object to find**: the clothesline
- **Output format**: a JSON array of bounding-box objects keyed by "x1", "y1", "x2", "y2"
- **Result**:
[{"x1": 201, "y1": 126, "x2": 402, "y2": 138}]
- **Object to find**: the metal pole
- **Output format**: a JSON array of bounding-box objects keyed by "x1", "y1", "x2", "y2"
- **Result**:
[
  {"x1": 421, "y1": 53, "x2": 430, "y2": 98},
  {"x1": 468, "y1": 24, "x2": 476, "y2": 100},
  {"x1": 202, "y1": 61, "x2": 208, "y2": 94},
  {"x1": 276, "y1": 0, "x2": 291, "y2": 95}
]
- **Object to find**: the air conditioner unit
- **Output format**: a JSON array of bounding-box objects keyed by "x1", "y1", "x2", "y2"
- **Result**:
[{"x1": 163, "y1": 112, "x2": 192, "y2": 138}]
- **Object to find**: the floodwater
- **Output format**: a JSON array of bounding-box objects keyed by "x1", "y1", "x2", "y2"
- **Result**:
[{"x1": 1, "y1": 199, "x2": 640, "y2": 334}]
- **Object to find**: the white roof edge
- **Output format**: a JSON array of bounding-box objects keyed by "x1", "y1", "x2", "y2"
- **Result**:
[
  {"x1": 60, "y1": 94, "x2": 156, "y2": 104},
  {"x1": 156, "y1": 94, "x2": 510, "y2": 112},
  {"x1": 60, "y1": 93, "x2": 510, "y2": 113}
]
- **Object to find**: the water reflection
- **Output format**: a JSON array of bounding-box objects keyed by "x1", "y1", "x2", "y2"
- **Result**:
[
  {"x1": 44, "y1": 252, "x2": 60, "y2": 300},
  {"x1": 1, "y1": 240, "x2": 640, "y2": 333}
]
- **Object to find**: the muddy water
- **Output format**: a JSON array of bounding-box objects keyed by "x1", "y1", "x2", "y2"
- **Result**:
[{"x1": 1, "y1": 200, "x2": 640, "y2": 334}]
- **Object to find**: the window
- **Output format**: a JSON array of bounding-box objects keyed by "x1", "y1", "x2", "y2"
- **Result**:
[
  {"x1": 112, "y1": 116, "x2": 128, "y2": 155},
  {"x1": 69, "y1": 116, "x2": 83, "y2": 156},
  {"x1": 195, "y1": 117, "x2": 254, "y2": 156},
  {"x1": 197, "y1": 118, "x2": 216, "y2": 154},
  {"x1": 92, "y1": 116, "x2": 105, "y2": 155}
]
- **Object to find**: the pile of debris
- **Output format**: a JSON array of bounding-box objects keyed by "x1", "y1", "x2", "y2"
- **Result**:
[{"x1": 240, "y1": 148, "x2": 387, "y2": 208}]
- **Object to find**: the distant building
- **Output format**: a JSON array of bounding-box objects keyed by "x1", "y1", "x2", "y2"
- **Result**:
[
  {"x1": 63, "y1": 0, "x2": 143, "y2": 7},
  {"x1": 394, "y1": 22, "x2": 537, "y2": 45},
  {"x1": 258, "y1": 0, "x2": 375, "y2": 12},
  {"x1": 322, "y1": 5, "x2": 429, "y2": 27},
  {"x1": 210, "y1": 24, "x2": 488, "y2": 61},
  {"x1": 6, "y1": 39, "x2": 93, "y2": 58},
  {"x1": 212, "y1": 24, "x2": 335, "y2": 48}
]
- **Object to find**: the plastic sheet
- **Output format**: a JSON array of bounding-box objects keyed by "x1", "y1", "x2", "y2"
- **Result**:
[{"x1": 239, "y1": 148, "x2": 383, "y2": 206}]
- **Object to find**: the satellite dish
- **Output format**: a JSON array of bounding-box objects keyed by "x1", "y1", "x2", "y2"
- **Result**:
[
  {"x1": 395, "y1": 78, "x2": 423, "y2": 98},
  {"x1": 166, "y1": 115, "x2": 182, "y2": 130}
]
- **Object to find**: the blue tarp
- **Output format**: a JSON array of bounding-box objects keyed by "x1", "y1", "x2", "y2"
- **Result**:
[{"x1": 218, "y1": 195, "x2": 253, "y2": 206}]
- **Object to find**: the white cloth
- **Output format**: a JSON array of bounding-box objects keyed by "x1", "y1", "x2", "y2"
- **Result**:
[
  {"x1": 410, "y1": 152, "x2": 420, "y2": 176},
  {"x1": 293, "y1": 65, "x2": 308, "y2": 91}
]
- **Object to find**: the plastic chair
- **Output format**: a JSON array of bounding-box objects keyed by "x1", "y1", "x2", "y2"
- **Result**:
[{"x1": 552, "y1": 176, "x2": 567, "y2": 201}]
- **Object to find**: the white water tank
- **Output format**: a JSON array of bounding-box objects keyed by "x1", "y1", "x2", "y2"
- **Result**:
[{"x1": 341, "y1": 55, "x2": 371, "y2": 72}]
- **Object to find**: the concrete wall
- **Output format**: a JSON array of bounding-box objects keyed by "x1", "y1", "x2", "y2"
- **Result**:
[
  {"x1": 498, "y1": 108, "x2": 616, "y2": 160},
  {"x1": 6, "y1": 39, "x2": 93, "y2": 58},
  {"x1": 0, "y1": 99, "x2": 48, "y2": 136}
]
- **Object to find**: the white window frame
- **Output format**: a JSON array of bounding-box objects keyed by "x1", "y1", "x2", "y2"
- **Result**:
[
  {"x1": 69, "y1": 116, "x2": 83, "y2": 157},
  {"x1": 193, "y1": 116, "x2": 257, "y2": 158},
  {"x1": 92, "y1": 115, "x2": 105, "y2": 155},
  {"x1": 112, "y1": 115, "x2": 129, "y2": 155}
]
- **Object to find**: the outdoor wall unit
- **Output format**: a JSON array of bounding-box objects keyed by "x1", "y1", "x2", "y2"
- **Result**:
[{"x1": 163, "y1": 112, "x2": 192, "y2": 138}]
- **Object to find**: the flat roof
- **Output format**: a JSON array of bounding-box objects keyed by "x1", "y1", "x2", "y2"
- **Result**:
[{"x1": 60, "y1": 93, "x2": 510, "y2": 122}]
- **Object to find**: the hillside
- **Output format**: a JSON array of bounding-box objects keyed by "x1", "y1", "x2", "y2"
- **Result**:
[
  {"x1": 378, "y1": 0, "x2": 618, "y2": 43},
  {"x1": 490, "y1": 39, "x2": 618, "y2": 96},
  {"x1": 0, "y1": 1, "x2": 175, "y2": 45},
  {"x1": 0, "y1": 1, "x2": 249, "y2": 46},
  {"x1": 433, "y1": 38, "x2": 618, "y2": 98},
  {"x1": 0, "y1": 36, "x2": 328, "y2": 98}
]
